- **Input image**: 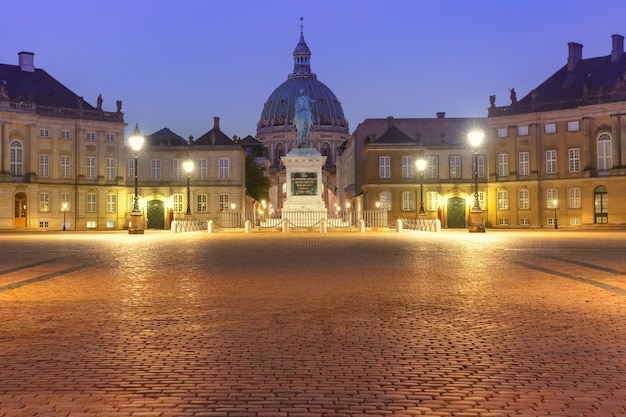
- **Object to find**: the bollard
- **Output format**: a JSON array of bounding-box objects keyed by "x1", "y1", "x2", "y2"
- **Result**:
[
  {"x1": 435, "y1": 219, "x2": 441, "y2": 232},
  {"x1": 358, "y1": 219, "x2": 365, "y2": 233},
  {"x1": 282, "y1": 220, "x2": 289, "y2": 233},
  {"x1": 207, "y1": 220, "x2": 214, "y2": 233},
  {"x1": 396, "y1": 218, "x2": 403, "y2": 233},
  {"x1": 245, "y1": 219, "x2": 251, "y2": 233},
  {"x1": 320, "y1": 219, "x2": 327, "y2": 233},
  {"x1": 171, "y1": 220, "x2": 178, "y2": 233}
]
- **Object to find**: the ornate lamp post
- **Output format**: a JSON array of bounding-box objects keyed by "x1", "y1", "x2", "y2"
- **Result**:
[
  {"x1": 416, "y1": 158, "x2": 427, "y2": 216},
  {"x1": 183, "y1": 159, "x2": 194, "y2": 217},
  {"x1": 61, "y1": 202, "x2": 68, "y2": 231},
  {"x1": 128, "y1": 123, "x2": 145, "y2": 234},
  {"x1": 467, "y1": 130, "x2": 485, "y2": 233},
  {"x1": 553, "y1": 199, "x2": 558, "y2": 229}
]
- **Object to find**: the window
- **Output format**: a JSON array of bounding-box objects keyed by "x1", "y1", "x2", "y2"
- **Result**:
[
  {"x1": 172, "y1": 194, "x2": 183, "y2": 212},
  {"x1": 567, "y1": 121, "x2": 580, "y2": 132},
  {"x1": 105, "y1": 158, "x2": 115, "y2": 180},
  {"x1": 568, "y1": 148, "x2": 580, "y2": 173},
  {"x1": 10, "y1": 140, "x2": 23, "y2": 176},
  {"x1": 477, "y1": 191, "x2": 485, "y2": 210},
  {"x1": 597, "y1": 133, "x2": 612, "y2": 170},
  {"x1": 518, "y1": 152, "x2": 529, "y2": 176},
  {"x1": 39, "y1": 193, "x2": 50, "y2": 212},
  {"x1": 106, "y1": 193, "x2": 116, "y2": 212},
  {"x1": 61, "y1": 193, "x2": 70, "y2": 211},
  {"x1": 39, "y1": 221, "x2": 50, "y2": 229},
  {"x1": 39, "y1": 129, "x2": 49, "y2": 137},
  {"x1": 86, "y1": 132, "x2": 96, "y2": 141},
  {"x1": 544, "y1": 123, "x2": 557, "y2": 134},
  {"x1": 61, "y1": 130, "x2": 71, "y2": 139},
  {"x1": 61, "y1": 155, "x2": 70, "y2": 179},
  {"x1": 106, "y1": 221, "x2": 116, "y2": 229},
  {"x1": 86, "y1": 157, "x2": 96, "y2": 179},
  {"x1": 426, "y1": 156, "x2": 438, "y2": 179},
  {"x1": 128, "y1": 159, "x2": 135, "y2": 181},
  {"x1": 401, "y1": 156, "x2": 414, "y2": 178},
  {"x1": 87, "y1": 193, "x2": 96, "y2": 212},
  {"x1": 426, "y1": 191, "x2": 438, "y2": 211},
  {"x1": 196, "y1": 194, "x2": 208, "y2": 212},
  {"x1": 499, "y1": 218, "x2": 509, "y2": 225},
  {"x1": 518, "y1": 188, "x2": 530, "y2": 209},
  {"x1": 151, "y1": 159, "x2": 161, "y2": 180},
  {"x1": 172, "y1": 159, "x2": 182, "y2": 180},
  {"x1": 106, "y1": 133, "x2": 115, "y2": 142},
  {"x1": 546, "y1": 150, "x2": 557, "y2": 174},
  {"x1": 568, "y1": 187, "x2": 581, "y2": 209},
  {"x1": 497, "y1": 128, "x2": 508, "y2": 138},
  {"x1": 379, "y1": 191, "x2": 392, "y2": 211},
  {"x1": 498, "y1": 153, "x2": 509, "y2": 177},
  {"x1": 594, "y1": 186, "x2": 608, "y2": 224},
  {"x1": 197, "y1": 159, "x2": 207, "y2": 180},
  {"x1": 518, "y1": 126, "x2": 529, "y2": 136},
  {"x1": 570, "y1": 217, "x2": 581, "y2": 225},
  {"x1": 497, "y1": 189, "x2": 509, "y2": 210},
  {"x1": 39, "y1": 154, "x2": 49, "y2": 178},
  {"x1": 86, "y1": 221, "x2": 96, "y2": 229},
  {"x1": 476, "y1": 155, "x2": 485, "y2": 178},
  {"x1": 219, "y1": 194, "x2": 230, "y2": 212},
  {"x1": 546, "y1": 188, "x2": 558, "y2": 208},
  {"x1": 379, "y1": 156, "x2": 390, "y2": 178},
  {"x1": 520, "y1": 218, "x2": 530, "y2": 226},
  {"x1": 449, "y1": 155, "x2": 461, "y2": 179},
  {"x1": 402, "y1": 191, "x2": 415, "y2": 211},
  {"x1": 218, "y1": 158, "x2": 230, "y2": 180}
]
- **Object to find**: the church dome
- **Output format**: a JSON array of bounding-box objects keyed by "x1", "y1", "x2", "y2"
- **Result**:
[{"x1": 257, "y1": 29, "x2": 348, "y2": 133}]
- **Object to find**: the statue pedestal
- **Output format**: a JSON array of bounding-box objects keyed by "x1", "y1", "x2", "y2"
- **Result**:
[
  {"x1": 468, "y1": 209, "x2": 485, "y2": 233},
  {"x1": 128, "y1": 212, "x2": 144, "y2": 234},
  {"x1": 281, "y1": 149, "x2": 327, "y2": 226}
]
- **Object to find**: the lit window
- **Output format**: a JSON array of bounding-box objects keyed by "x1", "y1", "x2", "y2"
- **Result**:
[
  {"x1": 106, "y1": 193, "x2": 116, "y2": 212},
  {"x1": 219, "y1": 194, "x2": 230, "y2": 212},
  {"x1": 87, "y1": 193, "x2": 96, "y2": 212},
  {"x1": 497, "y1": 189, "x2": 509, "y2": 210},
  {"x1": 86, "y1": 221, "x2": 96, "y2": 229},
  {"x1": 426, "y1": 191, "x2": 439, "y2": 211},
  {"x1": 379, "y1": 191, "x2": 391, "y2": 211},
  {"x1": 518, "y1": 189, "x2": 530, "y2": 209},
  {"x1": 173, "y1": 194, "x2": 184, "y2": 212},
  {"x1": 546, "y1": 189, "x2": 558, "y2": 208},
  {"x1": 39, "y1": 192, "x2": 50, "y2": 212},
  {"x1": 569, "y1": 187, "x2": 581, "y2": 209},
  {"x1": 196, "y1": 194, "x2": 207, "y2": 212}
]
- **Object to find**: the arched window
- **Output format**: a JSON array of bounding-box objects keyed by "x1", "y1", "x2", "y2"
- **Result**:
[
  {"x1": 10, "y1": 140, "x2": 23, "y2": 176},
  {"x1": 594, "y1": 186, "x2": 608, "y2": 224},
  {"x1": 597, "y1": 133, "x2": 612, "y2": 170}
]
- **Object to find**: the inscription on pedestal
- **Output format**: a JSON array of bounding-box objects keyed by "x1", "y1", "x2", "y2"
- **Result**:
[{"x1": 291, "y1": 172, "x2": 317, "y2": 196}]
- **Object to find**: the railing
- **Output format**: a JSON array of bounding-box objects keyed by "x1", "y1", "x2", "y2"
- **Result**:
[
  {"x1": 253, "y1": 209, "x2": 388, "y2": 229},
  {"x1": 170, "y1": 219, "x2": 208, "y2": 233},
  {"x1": 400, "y1": 217, "x2": 441, "y2": 232}
]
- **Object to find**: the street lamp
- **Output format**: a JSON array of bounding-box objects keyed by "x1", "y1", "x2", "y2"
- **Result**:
[
  {"x1": 183, "y1": 159, "x2": 194, "y2": 217},
  {"x1": 61, "y1": 202, "x2": 68, "y2": 231},
  {"x1": 128, "y1": 123, "x2": 145, "y2": 234},
  {"x1": 467, "y1": 129, "x2": 485, "y2": 233},
  {"x1": 553, "y1": 199, "x2": 558, "y2": 229},
  {"x1": 416, "y1": 158, "x2": 427, "y2": 216}
]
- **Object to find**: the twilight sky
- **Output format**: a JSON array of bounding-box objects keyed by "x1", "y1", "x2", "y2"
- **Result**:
[{"x1": 5, "y1": 0, "x2": 626, "y2": 141}]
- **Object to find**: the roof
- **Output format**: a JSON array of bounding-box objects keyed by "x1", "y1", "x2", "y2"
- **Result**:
[
  {"x1": 0, "y1": 63, "x2": 95, "y2": 110},
  {"x1": 146, "y1": 128, "x2": 189, "y2": 147},
  {"x1": 195, "y1": 117, "x2": 235, "y2": 146}
]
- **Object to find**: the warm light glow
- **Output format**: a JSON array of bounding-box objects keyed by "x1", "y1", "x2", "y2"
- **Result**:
[
  {"x1": 61, "y1": 202, "x2": 68, "y2": 211},
  {"x1": 128, "y1": 123, "x2": 145, "y2": 151},
  {"x1": 416, "y1": 158, "x2": 427, "y2": 172},
  {"x1": 467, "y1": 129, "x2": 484, "y2": 148},
  {"x1": 553, "y1": 199, "x2": 558, "y2": 207},
  {"x1": 375, "y1": 201, "x2": 381, "y2": 209},
  {"x1": 230, "y1": 203, "x2": 236, "y2": 210},
  {"x1": 183, "y1": 159, "x2": 194, "y2": 174},
  {"x1": 261, "y1": 199, "x2": 267, "y2": 208},
  {"x1": 346, "y1": 202, "x2": 351, "y2": 209}
]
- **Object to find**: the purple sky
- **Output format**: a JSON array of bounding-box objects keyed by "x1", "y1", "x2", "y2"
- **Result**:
[{"x1": 5, "y1": 1, "x2": 626, "y2": 141}]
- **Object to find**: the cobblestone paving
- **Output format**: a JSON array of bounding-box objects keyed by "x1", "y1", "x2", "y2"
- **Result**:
[{"x1": 0, "y1": 230, "x2": 625, "y2": 417}]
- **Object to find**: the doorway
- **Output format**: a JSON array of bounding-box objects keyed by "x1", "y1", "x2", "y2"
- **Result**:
[
  {"x1": 447, "y1": 197, "x2": 466, "y2": 228},
  {"x1": 14, "y1": 192, "x2": 27, "y2": 228},
  {"x1": 146, "y1": 199, "x2": 165, "y2": 229}
]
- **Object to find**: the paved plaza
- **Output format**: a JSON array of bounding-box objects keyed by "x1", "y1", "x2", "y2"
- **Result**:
[{"x1": 0, "y1": 230, "x2": 625, "y2": 417}]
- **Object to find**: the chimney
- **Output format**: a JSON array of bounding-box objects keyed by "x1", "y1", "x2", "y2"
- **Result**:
[
  {"x1": 387, "y1": 116, "x2": 394, "y2": 129},
  {"x1": 18, "y1": 51, "x2": 35, "y2": 72},
  {"x1": 567, "y1": 42, "x2": 583, "y2": 71},
  {"x1": 612, "y1": 34, "x2": 624, "y2": 62},
  {"x1": 436, "y1": 112, "x2": 446, "y2": 119},
  {"x1": 213, "y1": 116, "x2": 220, "y2": 130}
]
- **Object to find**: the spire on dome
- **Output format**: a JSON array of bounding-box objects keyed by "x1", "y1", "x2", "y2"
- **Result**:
[{"x1": 290, "y1": 16, "x2": 316, "y2": 79}]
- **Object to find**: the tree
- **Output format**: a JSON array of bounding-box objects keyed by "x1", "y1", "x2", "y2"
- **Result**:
[{"x1": 245, "y1": 154, "x2": 270, "y2": 201}]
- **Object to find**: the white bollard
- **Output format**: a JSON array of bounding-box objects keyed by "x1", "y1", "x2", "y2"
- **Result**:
[
  {"x1": 171, "y1": 220, "x2": 178, "y2": 233},
  {"x1": 207, "y1": 220, "x2": 214, "y2": 233},
  {"x1": 282, "y1": 220, "x2": 289, "y2": 233},
  {"x1": 396, "y1": 218, "x2": 403, "y2": 233},
  {"x1": 320, "y1": 219, "x2": 327, "y2": 233},
  {"x1": 435, "y1": 219, "x2": 441, "y2": 232},
  {"x1": 245, "y1": 219, "x2": 251, "y2": 233},
  {"x1": 359, "y1": 219, "x2": 365, "y2": 233}
]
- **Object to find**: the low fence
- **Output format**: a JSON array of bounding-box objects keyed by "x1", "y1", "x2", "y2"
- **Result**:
[
  {"x1": 399, "y1": 217, "x2": 441, "y2": 232},
  {"x1": 170, "y1": 219, "x2": 208, "y2": 233}
]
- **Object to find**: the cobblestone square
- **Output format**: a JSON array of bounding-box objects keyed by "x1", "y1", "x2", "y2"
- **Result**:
[{"x1": 0, "y1": 230, "x2": 625, "y2": 417}]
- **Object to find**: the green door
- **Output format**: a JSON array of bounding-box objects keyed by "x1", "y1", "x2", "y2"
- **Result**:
[
  {"x1": 447, "y1": 197, "x2": 466, "y2": 228},
  {"x1": 146, "y1": 200, "x2": 165, "y2": 229}
]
